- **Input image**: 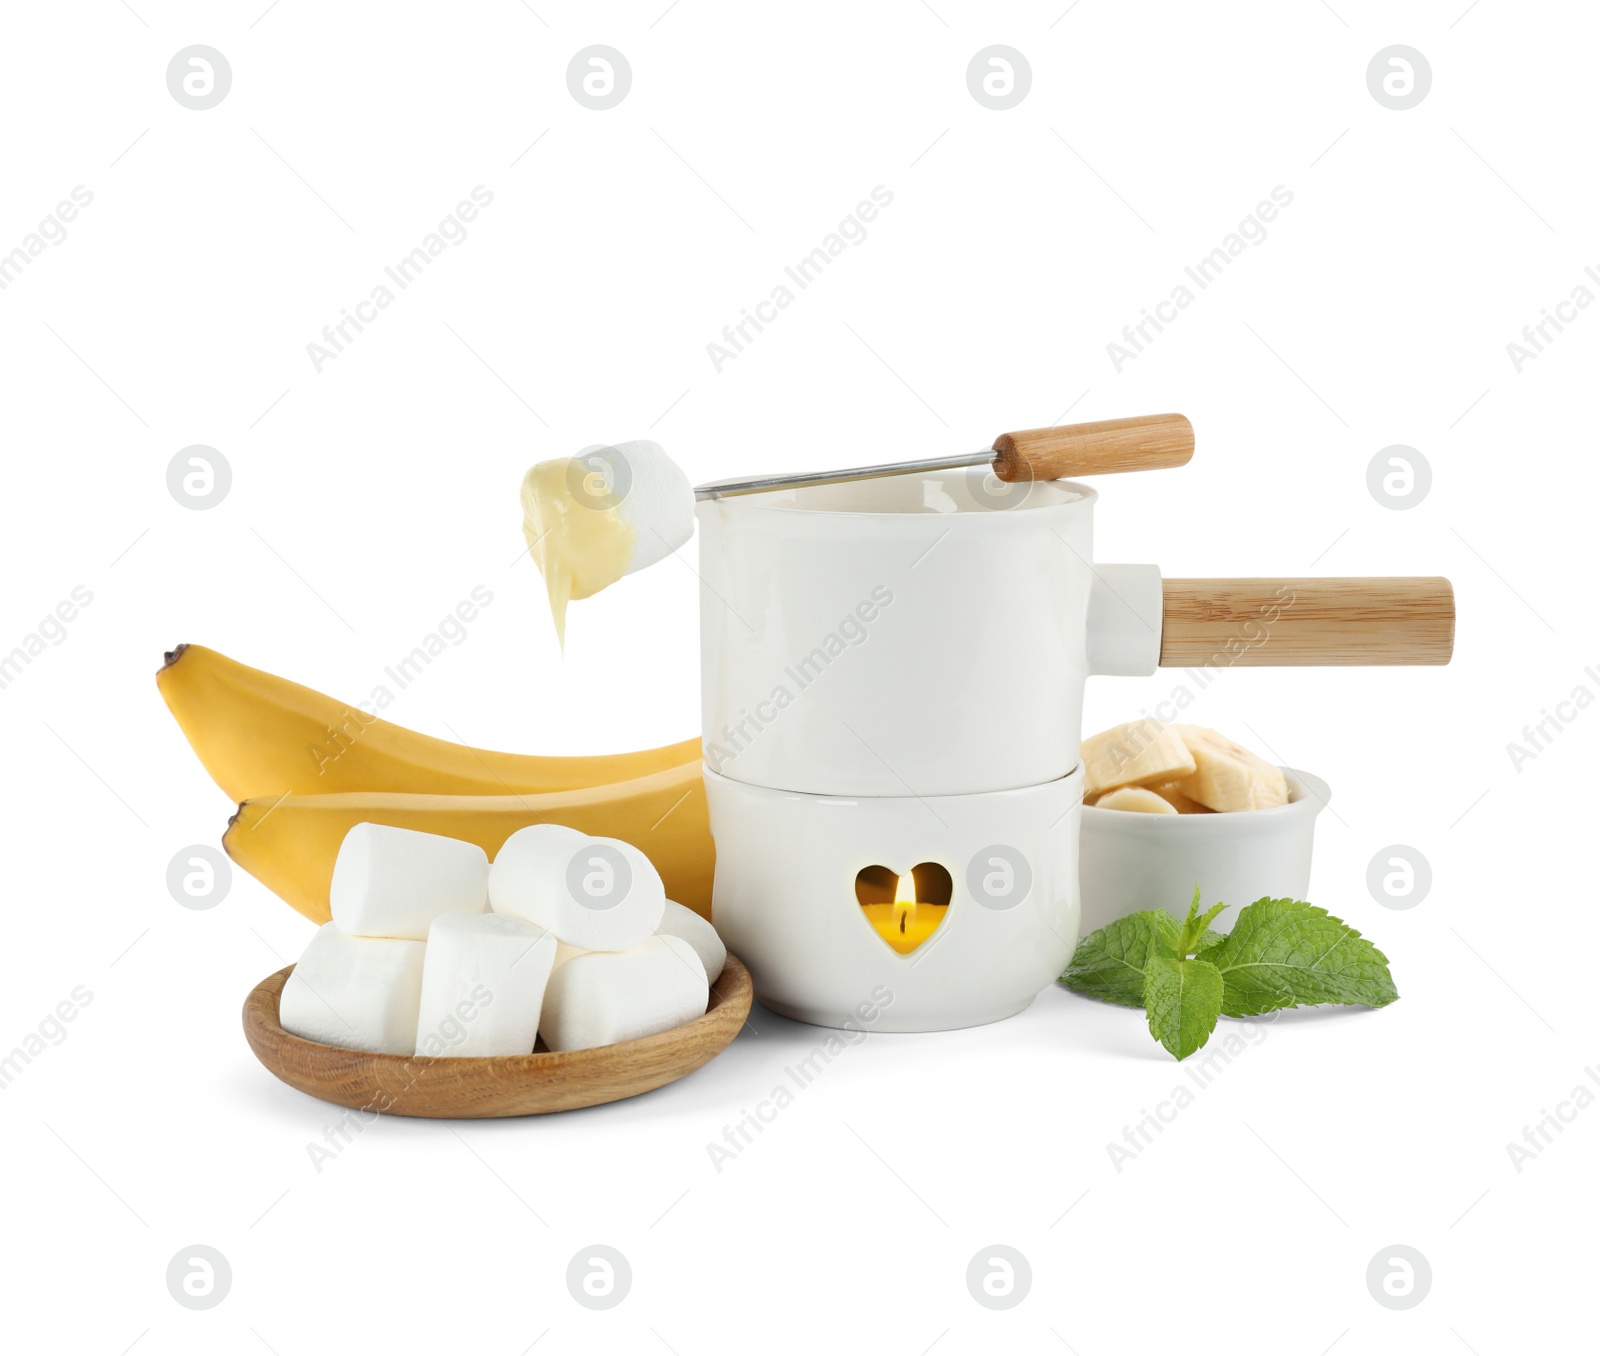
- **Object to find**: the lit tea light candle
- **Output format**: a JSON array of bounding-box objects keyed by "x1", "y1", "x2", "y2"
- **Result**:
[{"x1": 863, "y1": 871, "x2": 948, "y2": 955}]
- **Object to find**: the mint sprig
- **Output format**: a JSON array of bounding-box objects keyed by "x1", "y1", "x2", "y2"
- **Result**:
[{"x1": 1060, "y1": 888, "x2": 1398, "y2": 1060}]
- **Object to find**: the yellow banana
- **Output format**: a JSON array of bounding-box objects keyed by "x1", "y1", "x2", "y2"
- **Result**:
[
  {"x1": 158, "y1": 644, "x2": 699, "y2": 803},
  {"x1": 223, "y1": 761, "x2": 715, "y2": 924}
]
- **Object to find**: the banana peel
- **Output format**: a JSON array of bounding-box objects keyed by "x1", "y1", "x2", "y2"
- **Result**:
[
  {"x1": 224, "y1": 761, "x2": 714, "y2": 924},
  {"x1": 158, "y1": 643, "x2": 699, "y2": 803}
]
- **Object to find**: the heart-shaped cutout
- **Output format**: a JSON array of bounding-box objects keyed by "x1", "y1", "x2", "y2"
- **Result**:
[{"x1": 856, "y1": 862, "x2": 952, "y2": 955}]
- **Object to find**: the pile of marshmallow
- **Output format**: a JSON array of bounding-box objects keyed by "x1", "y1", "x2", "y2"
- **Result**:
[{"x1": 278, "y1": 822, "x2": 723, "y2": 1057}]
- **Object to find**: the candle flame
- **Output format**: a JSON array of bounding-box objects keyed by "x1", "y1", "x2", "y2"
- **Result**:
[{"x1": 894, "y1": 871, "x2": 917, "y2": 934}]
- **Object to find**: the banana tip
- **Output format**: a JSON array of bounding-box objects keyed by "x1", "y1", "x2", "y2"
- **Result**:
[{"x1": 160, "y1": 643, "x2": 189, "y2": 672}]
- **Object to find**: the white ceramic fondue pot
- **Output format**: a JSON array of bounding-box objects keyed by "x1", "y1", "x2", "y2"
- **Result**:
[{"x1": 698, "y1": 472, "x2": 1159, "y2": 798}]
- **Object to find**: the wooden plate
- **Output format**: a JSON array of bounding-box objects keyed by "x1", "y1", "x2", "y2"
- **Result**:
[{"x1": 242, "y1": 954, "x2": 753, "y2": 1118}]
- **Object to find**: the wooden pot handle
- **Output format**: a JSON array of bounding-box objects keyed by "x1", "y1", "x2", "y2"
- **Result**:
[
  {"x1": 1160, "y1": 577, "x2": 1455, "y2": 666},
  {"x1": 992, "y1": 413, "x2": 1194, "y2": 482}
]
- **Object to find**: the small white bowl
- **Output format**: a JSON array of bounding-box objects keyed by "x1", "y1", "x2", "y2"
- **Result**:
[{"x1": 1077, "y1": 768, "x2": 1330, "y2": 935}]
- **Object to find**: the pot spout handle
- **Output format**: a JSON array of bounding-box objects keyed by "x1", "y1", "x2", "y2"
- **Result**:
[
  {"x1": 1158, "y1": 577, "x2": 1455, "y2": 666},
  {"x1": 1086, "y1": 564, "x2": 1164, "y2": 676}
]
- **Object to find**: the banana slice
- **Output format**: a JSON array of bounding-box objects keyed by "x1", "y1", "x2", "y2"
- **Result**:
[
  {"x1": 1081, "y1": 718, "x2": 1196, "y2": 800},
  {"x1": 1171, "y1": 726, "x2": 1288, "y2": 812},
  {"x1": 1149, "y1": 782, "x2": 1213, "y2": 814},
  {"x1": 1093, "y1": 785, "x2": 1179, "y2": 814}
]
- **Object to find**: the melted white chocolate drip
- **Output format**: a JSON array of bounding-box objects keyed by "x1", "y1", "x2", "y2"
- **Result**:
[{"x1": 520, "y1": 458, "x2": 637, "y2": 648}]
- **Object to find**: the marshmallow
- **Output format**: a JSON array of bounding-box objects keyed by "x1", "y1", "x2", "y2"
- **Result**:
[
  {"x1": 414, "y1": 913, "x2": 557, "y2": 1058},
  {"x1": 489, "y1": 825, "x2": 666, "y2": 950},
  {"x1": 655, "y1": 900, "x2": 726, "y2": 983},
  {"x1": 520, "y1": 440, "x2": 693, "y2": 645},
  {"x1": 539, "y1": 935, "x2": 708, "y2": 1052},
  {"x1": 330, "y1": 822, "x2": 488, "y2": 940},
  {"x1": 279, "y1": 923, "x2": 425, "y2": 1055},
  {"x1": 610, "y1": 440, "x2": 694, "y2": 575}
]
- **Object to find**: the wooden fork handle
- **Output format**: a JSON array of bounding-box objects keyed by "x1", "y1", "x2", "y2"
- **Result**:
[{"x1": 992, "y1": 413, "x2": 1194, "y2": 481}]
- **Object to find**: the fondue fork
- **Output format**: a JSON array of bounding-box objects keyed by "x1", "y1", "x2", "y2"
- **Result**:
[{"x1": 692, "y1": 412, "x2": 1193, "y2": 500}]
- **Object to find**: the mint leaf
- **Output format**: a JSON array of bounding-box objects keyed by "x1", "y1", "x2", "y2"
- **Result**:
[
  {"x1": 1142, "y1": 955, "x2": 1224, "y2": 1060},
  {"x1": 1196, "y1": 898, "x2": 1399, "y2": 1016},
  {"x1": 1170, "y1": 885, "x2": 1227, "y2": 958},
  {"x1": 1060, "y1": 911, "x2": 1173, "y2": 1007},
  {"x1": 1151, "y1": 913, "x2": 1181, "y2": 950}
]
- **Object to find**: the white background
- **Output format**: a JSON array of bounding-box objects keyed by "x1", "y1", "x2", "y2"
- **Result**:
[{"x1": 0, "y1": 1, "x2": 1592, "y2": 1351}]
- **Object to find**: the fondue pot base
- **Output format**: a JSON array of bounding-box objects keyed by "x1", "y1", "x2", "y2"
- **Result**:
[{"x1": 704, "y1": 766, "x2": 1083, "y2": 1033}]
